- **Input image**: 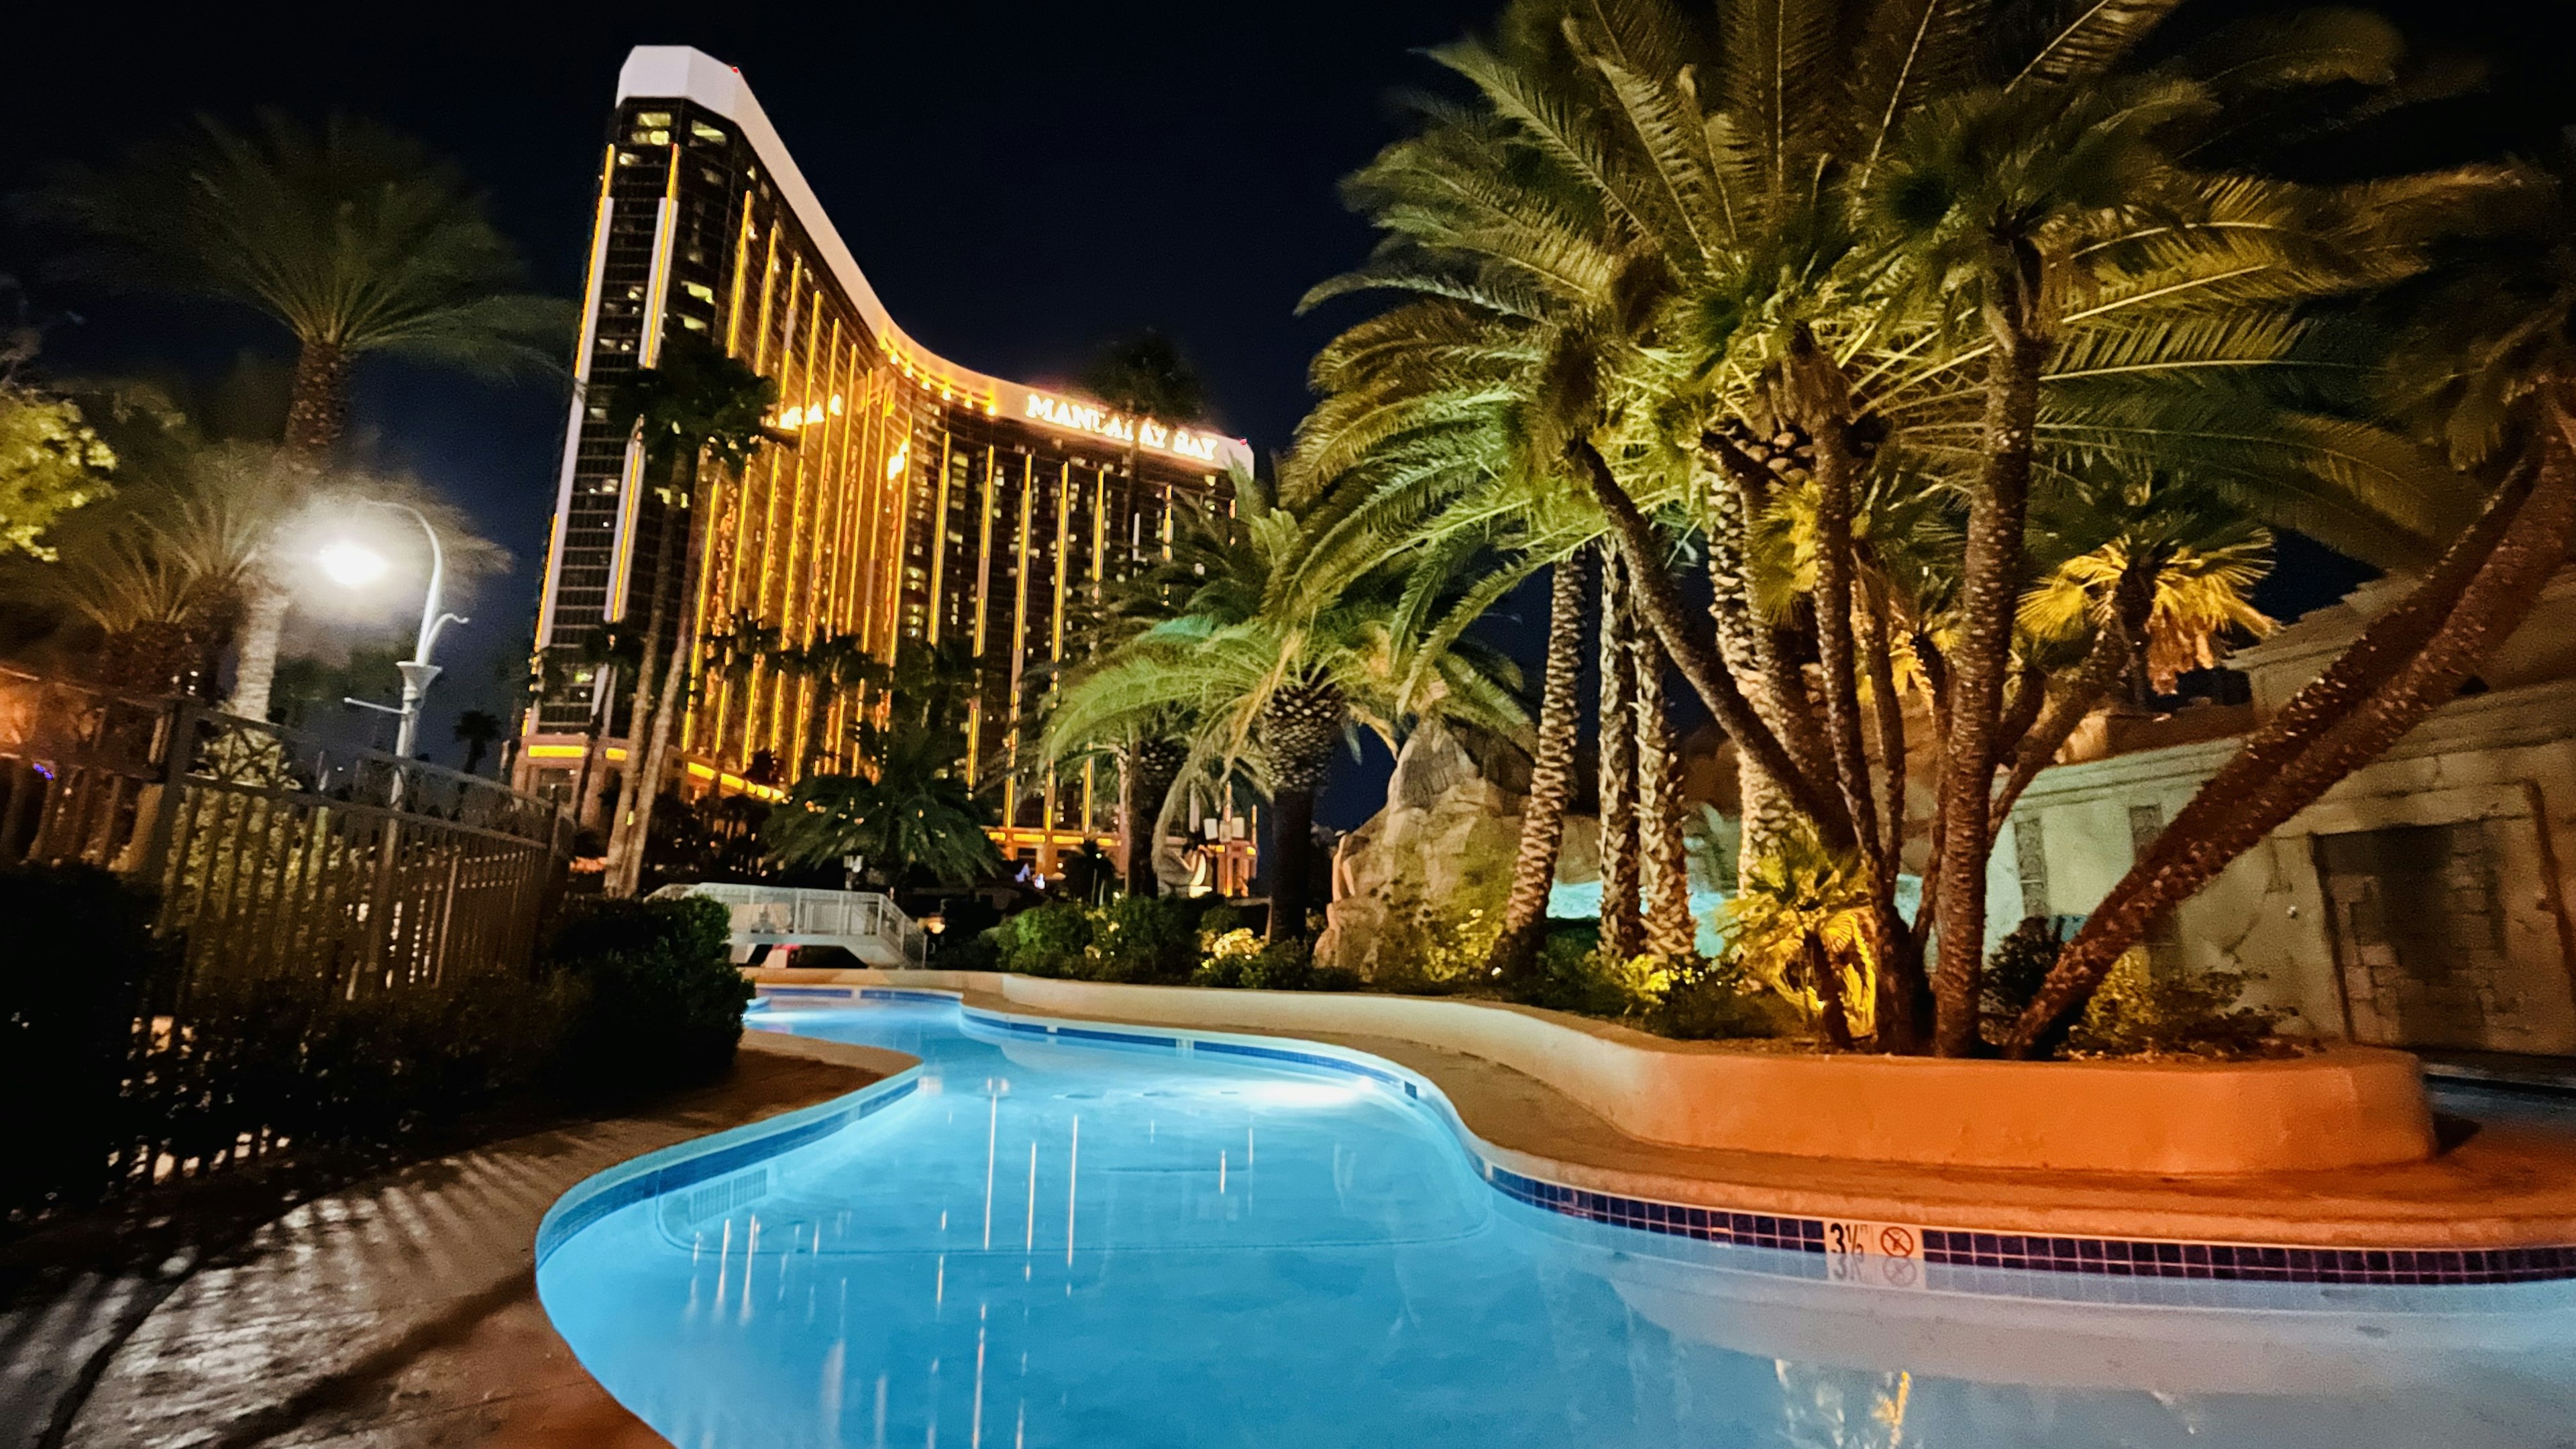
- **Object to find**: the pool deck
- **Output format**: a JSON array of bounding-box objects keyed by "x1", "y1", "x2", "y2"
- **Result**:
[
  {"x1": 867, "y1": 975, "x2": 2576, "y2": 1256},
  {"x1": 31, "y1": 1041, "x2": 884, "y2": 1449}
]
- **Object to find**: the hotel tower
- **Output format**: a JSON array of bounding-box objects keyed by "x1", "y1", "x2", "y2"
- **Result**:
[{"x1": 520, "y1": 46, "x2": 1256, "y2": 879}]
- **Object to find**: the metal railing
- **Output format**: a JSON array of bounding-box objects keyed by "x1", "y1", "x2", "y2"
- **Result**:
[
  {"x1": 0, "y1": 667, "x2": 576, "y2": 998},
  {"x1": 652, "y1": 881, "x2": 927, "y2": 968}
]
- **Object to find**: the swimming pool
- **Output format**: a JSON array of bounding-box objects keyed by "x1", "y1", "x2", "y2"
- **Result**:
[{"x1": 535, "y1": 994, "x2": 2576, "y2": 1448}]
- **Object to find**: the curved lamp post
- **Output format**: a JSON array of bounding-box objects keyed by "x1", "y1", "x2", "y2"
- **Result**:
[{"x1": 319, "y1": 500, "x2": 468, "y2": 773}]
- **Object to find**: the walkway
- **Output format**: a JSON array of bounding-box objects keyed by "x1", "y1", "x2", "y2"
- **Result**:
[{"x1": 13, "y1": 1040, "x2": 884, "y2": 1449}]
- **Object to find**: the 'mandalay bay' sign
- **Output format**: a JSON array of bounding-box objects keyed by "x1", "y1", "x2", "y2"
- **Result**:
[{"x1": 1024, "y1": 392, "x2": 1227, "y2": 466}]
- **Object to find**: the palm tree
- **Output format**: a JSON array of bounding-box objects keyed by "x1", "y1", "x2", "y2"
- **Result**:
[
  {"x1": 598, "y1": 333, "x2": 777, "y2": 896},
  {"x1": 1044, "y1": 470, "x2": 1528, "y2": 943},
  {"x1": 451, "y1": 708, "x2": 502, "y2": 775},
  {"x1": 765, "y1": 718, "x2": 1005, "y2": 890},
  {"x1": 1305, "y1": 0, "x2": 2479, "y2": 1052},
  {"x1": 20, "y1": 110, "x2": 571, "y2": 720},
  {"x1": 2002, "y1": 152, "x2": 2576, "y2": 1052}
]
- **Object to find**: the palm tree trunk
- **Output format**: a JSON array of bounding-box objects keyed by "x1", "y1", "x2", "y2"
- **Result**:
[
  {"x1": 1568, "y1": 437, "x2": 1849, "y2": 843},
  {"x1": 1269, "y1": 783, "x2": 1319, "y2": 947},
  {"x1": 2005, "y1": 419, "x2": 2576, "y2": 1052},
  {"x1": 614, "y1": 619, "x2": 692, "y2": 896},
  {"x1": 604, "y1": 455, "x2": 688, "y2": 883},
  {"x1": 1260, "y1": 677, "x2": 1345, "y2": 943},
  {"x1": 221, "y1": 586, "x2": 292, "y2": 720},
  {"x1": 1488, "y1": 551, "x2": 1588, "y2": 977},
  {"x1": 1703, "y1": 428, "x2": 1840, "y2": 794},
  {"x1": 1858, "y1": 575, "x2": 1908, "y2": 869},
  {"x1": 1929, "y1": 329, "x2": 2045, "y2": 1056},
  {"x1": 1122, "y1": 737, "x2": 1187, "y2": 897},
  {"x1": 284, "y1": 339, "x2": 354, "y2": 454},
  {"x1": 1597, "y1": 548, "x2": 1644, "y2": 961},
  {"x1": 1705, "y1": 463, "x2": 1808, "y2": 866},
  {"x1": 1633, "y1": 605, "x2": 1697, "y2": 963},
  {"x1": 1806, "y1": 421, "x2": 1882, "y2": 863}
]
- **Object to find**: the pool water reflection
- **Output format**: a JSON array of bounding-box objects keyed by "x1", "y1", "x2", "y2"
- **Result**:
[{"x1": 535, "y1": 997, "x2": 2576, "y2": 1448}]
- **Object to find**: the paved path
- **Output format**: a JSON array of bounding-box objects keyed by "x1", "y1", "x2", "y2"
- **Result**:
[{"x1": 21, "y1": 1044, "x2": 877, "y2": 1449}]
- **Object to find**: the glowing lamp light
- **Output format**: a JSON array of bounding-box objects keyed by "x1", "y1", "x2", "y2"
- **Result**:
[{"x1": 317, "y1": 540, "x2": 390, "y2": 588}]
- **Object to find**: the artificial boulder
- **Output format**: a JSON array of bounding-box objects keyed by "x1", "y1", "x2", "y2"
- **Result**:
[{"x1": 1318, "y1": 718, "x2": 1596, "y2": 978}]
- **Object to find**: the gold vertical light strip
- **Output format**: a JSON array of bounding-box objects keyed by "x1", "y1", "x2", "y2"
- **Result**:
[
  {"x1": 852, "y1": 368, "x2": 889, "y2": 657},
  {"x1": 879, "y1": 395, "x2": 914, "y2": 663},
  {"x1": 751, "y1": 256, "x2": 805, "y2": 755},
  {"x1": 722, "y1": 207, "x2": 755, "y2": 358},
  {"x1": 749, "y1": 223, "x2": 780, "y2": 375},
  {"x1": 816, "y1": 326, "x2": 857, "y2": 775},
  {"x1": 963, "y1": 441, "x2": 998, "y2": 784},
  {"x1": 636, "y1": 145, "x2": 682, "y2": 368},
  {"x1": 775, "y1": 278, "x2": 821, "y2": 763},
  {"x1": 971, "y1": 445, "x2": 998, "y2": 655},
  {"x1": 925, "y1": 429, "x2": 953, "y2": 645},
  {"x1": 1042, "y1": 460, "x2": 1073, "y2": 859},
  {"x1": 533, "y1": 144, "x2": 620, "y2": 648},
  {"x1": 1083, "y1": 465, "x2": 1109, "y2": 831},
  {"x1": 602, "y1": 439, "x2": 647, "y2": 621},
  {"x1": 1006, "y1": 459, "x2": 1033, "y2": 776}
]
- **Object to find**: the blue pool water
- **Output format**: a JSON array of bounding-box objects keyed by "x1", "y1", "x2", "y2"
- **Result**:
[{"x1": 537, "y1": 996, "x2": 2576, "y2": 1448}]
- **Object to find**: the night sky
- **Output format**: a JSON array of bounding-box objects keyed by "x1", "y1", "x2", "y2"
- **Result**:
[{"x1": 5, "y1": 1, "x2": 2571, "y2": 830}]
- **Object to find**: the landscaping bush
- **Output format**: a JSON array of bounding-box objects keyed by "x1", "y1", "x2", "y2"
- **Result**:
[
  {"x1": 2064, "y1": 950, "x2": 2289, "y2": 1059},
  {"x1": 1, "y1": 864, "x2": 164, "y2": 1216},
  {"x1": 1980, "y1": 916, "x2": 2067, "y2": 1050},
  {"x1": 548, "y1": 894, "x2": 752, "y2": 1096},
  {"x1": 1085, "y1": 894, "x2": 1203, "y2": 983},
  {"x1": 1646, "y1": 957, "x2": 1784, "y2": 1041},
  {"x1": 1190, "y1": 932, "x2": 1361, "y2": 992},
  {"x1": 993, "y1": 900, "x2": 1094, "y2": 977}
]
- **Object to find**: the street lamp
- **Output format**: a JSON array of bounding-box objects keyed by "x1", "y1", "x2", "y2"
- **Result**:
[{"x1": 318, "y1": 500, "x2": 467, "y2": 768}]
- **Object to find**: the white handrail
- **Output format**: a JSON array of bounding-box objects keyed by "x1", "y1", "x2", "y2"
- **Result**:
[{"x1": 648, "y1": 882, "x2": 926, "y2": 967}]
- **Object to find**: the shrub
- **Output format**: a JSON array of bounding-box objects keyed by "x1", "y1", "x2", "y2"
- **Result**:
[
  {"x1": 1084, "y1": 894, "x2": 1201, "y2": 983},
  {"x1": 1371, "y1": 897, "x2": 1502, "y2": 993},
  {"x1": 994, "y1": 900, "x2": 1093, "y2": 977},
  {"x1": 2064, "y1": 951, "x2": 2289, "y2": 1059},
  {"x1": 1980, "y1": 916, "x2": 2067, "y2": 1049},
  {"x1": 1191, "y1": 934, "x2": 1360, "y2": 992},
  {"x1": 0, "y1": 864, "x2": 165, "y2": 1214},
  {"x1": 548, "y1": 895, "x2": 751, "y2": 1096},
  {"x1": 1647, "y1": 957, "x2": 1784, "y2": 1041},
  {"x1": 1520, "y1": 936, "x2": 1672, "y2": 1019}
]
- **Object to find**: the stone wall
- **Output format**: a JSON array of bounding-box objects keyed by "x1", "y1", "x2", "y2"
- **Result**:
[{"x1": 1990, "y1": 568, "x2": 2576, "y2": 1056}]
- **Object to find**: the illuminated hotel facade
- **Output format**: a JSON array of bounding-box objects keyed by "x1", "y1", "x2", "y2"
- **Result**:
[{"x1": 521, "y1": 46, "x2": 1256, "y2": 879}]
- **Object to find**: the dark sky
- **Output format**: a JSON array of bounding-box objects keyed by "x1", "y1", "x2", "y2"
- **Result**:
[{"x1": 5, "y1": 0, "x2": 2571, "y2": 828}]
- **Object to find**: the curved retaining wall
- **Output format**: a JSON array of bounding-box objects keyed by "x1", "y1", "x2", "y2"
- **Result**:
[{"x1": 752, "y1": 968, "x2": 2434, "y2": 1176}]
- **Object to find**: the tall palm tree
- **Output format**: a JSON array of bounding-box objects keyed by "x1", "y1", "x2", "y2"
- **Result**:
[
  {"x1": 599, "y1": 334, "x2": 776, "y2": 896},
  {"x1": 1302, "y1": 0, "x2": 2476, "y2": 1050},
  {"x1": 451, "y1": 708, "x2": 502, "y2": 775},
  {"x1": 21, "y1": 110, "x2": 571, "y2": 720}
]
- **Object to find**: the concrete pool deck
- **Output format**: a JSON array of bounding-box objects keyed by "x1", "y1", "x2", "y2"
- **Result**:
[
  {"x1": 752, "y1": 968, "x2": 2576, "y2": 1257},
  {"x1": 30, "y1": 1042, "x2": 886, "y2": 1449}
]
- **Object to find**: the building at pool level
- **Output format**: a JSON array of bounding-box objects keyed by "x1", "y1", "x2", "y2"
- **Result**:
[{"x1": 519, "y1": 46, "x2": 1258, "y2": 881}]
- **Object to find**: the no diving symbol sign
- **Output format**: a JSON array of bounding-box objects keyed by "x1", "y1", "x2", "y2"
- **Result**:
[{"x1": 1879, "y1": 1226, "x2": 1917, "y2": 1258}]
